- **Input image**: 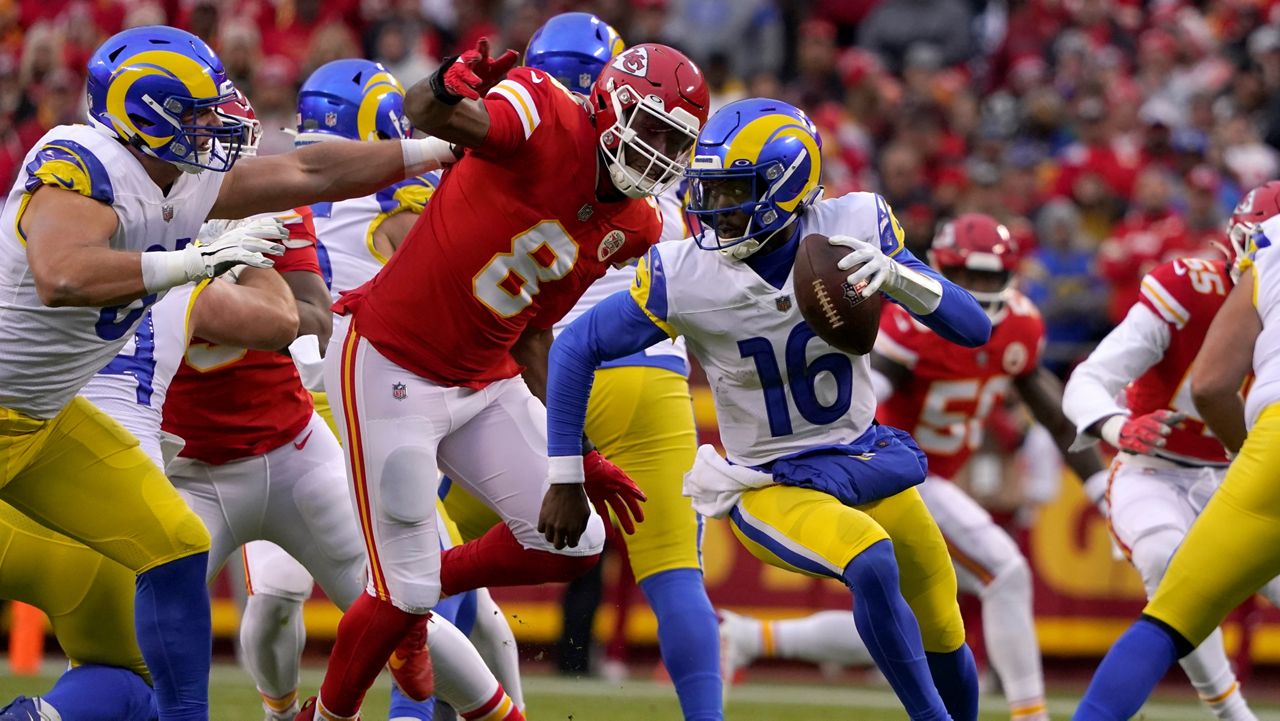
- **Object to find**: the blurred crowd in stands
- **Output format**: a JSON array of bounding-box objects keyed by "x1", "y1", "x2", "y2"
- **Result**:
[{"x1": 7, "y1": 0, "x2": 1280, "y2": 372}]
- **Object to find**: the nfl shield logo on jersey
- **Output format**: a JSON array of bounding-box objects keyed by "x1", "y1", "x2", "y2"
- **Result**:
[
  {"x1": 775, "y1": 295, "x2": 792, "y2": 312},
  {"x1": 162, "y1": 204, "x2": 174, "y2": 223},
  {"x1": 392, "y1": 382, "x2": 407, "y2": 400},
  {"x1": 598, "y1": 230, "x2": 626, "y2": 262}
]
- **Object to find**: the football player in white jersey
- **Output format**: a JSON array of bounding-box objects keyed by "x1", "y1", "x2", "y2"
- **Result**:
[
  {"x1": 0, "y1": 251, "x2": 298, "y2": 721},
  {"x1": 1065, "y1": 184, "x2": 1280, "y2": 720},
  {"x1": 542, "y1": 98, "x2": 992, "y2": 720},
  {"x1": 0, "y1": 25, "x2": 457, "y2": 720}
]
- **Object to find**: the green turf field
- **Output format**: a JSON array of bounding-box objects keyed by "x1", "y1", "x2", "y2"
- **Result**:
[{"x1": 0, "y1": 664, "x2": 1276, "y2": 720}]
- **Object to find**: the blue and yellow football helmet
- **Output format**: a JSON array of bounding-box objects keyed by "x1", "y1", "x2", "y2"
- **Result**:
[
  {"x1": 686, "y1": 98, "x2": 823, "y2": 259},
  {"x1": 295, "y1": 59, "x2": 411, "y2": 145},
  {"x1": 524, "y1": 12, "x2": 624, "y2": 95},
  {"x1": 87, "y1": 25, "x2": 243, "y2": 173}
]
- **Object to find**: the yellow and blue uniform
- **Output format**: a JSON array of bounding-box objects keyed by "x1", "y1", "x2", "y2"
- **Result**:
[
  {"x1": 547, "y1": 188, "x2": 991, "y2": 721},
  {"x1": 0, "y1": 126, "x2": 214, "y2": 573}
]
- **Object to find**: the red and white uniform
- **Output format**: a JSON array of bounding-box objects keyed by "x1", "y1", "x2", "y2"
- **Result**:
[
  {"x1": 1062, "y1": 256, "x2": 1280, "y2": 708},
  {"x1": 876, "y1": 291, "x2": 1046, "y2": 480},
  {"x1": 875, "y1": 291, "x2": 1049, "y2": 710},
  {"x1": 159, "y1": 208, "x2": 366, "y2": 610},
  {"x1": 327, "y1": 67, "x2": 662, "y2": 612},
  {"x1": 1064, "y1": 257, "x2": 1234, "y2": 560}
]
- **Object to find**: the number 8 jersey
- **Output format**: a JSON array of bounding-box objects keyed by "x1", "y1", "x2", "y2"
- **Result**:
[
  {"x1": 333, "y1": 67, "x2": 662, "y2": 389},
  {"x1": 0, "y1": 124, "x2": 222, "y2": 419}
]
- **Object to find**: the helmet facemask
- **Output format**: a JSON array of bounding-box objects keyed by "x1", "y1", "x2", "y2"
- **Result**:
[
  {"x1": 687, "y1": 154, "x2": 819, "y2": 260},
  {"x1": 135, "y1": 87, "x2": 245, "y2": 173},
  {"x1": 598, "y1": 81, "x2": 700, "y2": 198},
  {"x1": 938, "y1": 264, "x2": 1014, "y2": 324}
]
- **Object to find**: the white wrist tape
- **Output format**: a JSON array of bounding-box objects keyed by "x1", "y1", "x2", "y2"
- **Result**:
[
  {"x1": 1100, "y1": 415, "x2": 1126, "y2": 448},
  {"x1": 402, "y1": 137, "x2": 459, "y2": 175},
  {"x1": 548, "y1": 454, "x2": 585, "y2": 485},
  {"x1": 140, "y1": 250, "x2": 198, "y2": 294},
  {"x1": 882, "y1": 261, "x2": 943, "y2": 314}
]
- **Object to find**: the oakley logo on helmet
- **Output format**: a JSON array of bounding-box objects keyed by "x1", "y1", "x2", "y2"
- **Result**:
[{"x1": 612, "y1": 47, "x2": 650, "y2": 78}]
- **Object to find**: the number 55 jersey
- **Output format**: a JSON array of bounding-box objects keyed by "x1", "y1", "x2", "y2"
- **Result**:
[{"x1": 334, "y1": 67, "x2": 662, "y2": 388}]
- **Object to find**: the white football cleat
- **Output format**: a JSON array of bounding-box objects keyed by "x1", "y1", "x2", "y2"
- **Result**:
[{"x1": 718, "y1": 609, "x2": 761, "y2": 703}]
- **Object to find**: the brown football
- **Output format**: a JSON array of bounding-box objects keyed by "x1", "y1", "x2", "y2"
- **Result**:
[{"x1": 794, "y1": 232, "x2": 881, "y2": 355}]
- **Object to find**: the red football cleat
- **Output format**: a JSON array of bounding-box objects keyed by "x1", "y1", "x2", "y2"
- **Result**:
[
  {"x1": 387, "y1": 615, "x2": 434, "y2": 701},
  {"x1": 295, "y1": 697, "x2": 317, "y2": 720}
]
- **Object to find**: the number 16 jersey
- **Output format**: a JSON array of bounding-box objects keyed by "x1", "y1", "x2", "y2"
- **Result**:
[{"x1": 334, "y1": 67, "x2": 661, "y2": 389}]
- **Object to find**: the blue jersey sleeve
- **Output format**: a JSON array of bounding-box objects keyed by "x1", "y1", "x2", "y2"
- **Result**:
[
  {"x1": 892, "y1": 248, "x2": 992, "y2": 347},
  {"x1": 546, "y1": 290, "x2": 671, "y2": 457}
]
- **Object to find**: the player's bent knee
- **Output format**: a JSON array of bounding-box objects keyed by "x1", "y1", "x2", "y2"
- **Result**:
[
  {"x1": 981, "y1": 553, "x2": 1031, "y2": 601},
  {"x1": 378, "y1": 445, "x2": 437, "y2": 526},
  {"x1": 135, "y1": 509, "x2": 211, "y2": 572},
  {"x1": 387, "y1": 578, "x2": 443, "y2": 615}
]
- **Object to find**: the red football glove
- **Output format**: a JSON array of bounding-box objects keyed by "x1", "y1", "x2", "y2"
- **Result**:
[
  {"x1": 442, "y1": 37, "x2": 519, "y2": 101},
  {"x1": 582, "y1": 450, "x2": 647, "y2": 535},
  {"x1": 1117, "y1": 410, "x2": 1185, "y2": 455}
]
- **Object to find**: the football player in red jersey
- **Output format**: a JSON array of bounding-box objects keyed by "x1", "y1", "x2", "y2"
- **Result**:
[
  {"x1": 1064, "y1": 183, "x2": 1280, "y2": 721},
  {"x1": 296, "y1": 40, "x2": 710, "y2": 721},
  {"x1": 720, "y1": 214, "x2": 1106, "y2": 721}
]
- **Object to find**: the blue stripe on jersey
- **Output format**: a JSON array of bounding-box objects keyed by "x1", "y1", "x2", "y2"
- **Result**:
[
  {"x1": 598, "y1": 351, "x2": 689, "y2": 376},
  {"x1": 728, "y1": 504, "x2": 840, "y2": 578},
  {"x1": 24, "y1": 140, "x2": 115, "y2": 204}
]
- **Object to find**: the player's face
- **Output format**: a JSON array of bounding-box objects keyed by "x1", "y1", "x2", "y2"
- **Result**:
[
  {"x1": 695, "y1": 176, "x2": 754, "y2": 239},
  {"x1": 941, "y1": 266, "x2": 1011, "y2": 295},
  {"x1": 625, "y1": 108, "x2": 697, "y2": 182},
  {"x1": 184, "y1": 107, "x2": 223, "y2": 152}
]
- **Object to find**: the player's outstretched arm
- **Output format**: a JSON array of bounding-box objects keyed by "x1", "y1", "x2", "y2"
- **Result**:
[
  {"x1": 404, "y1": 37, "x2": 518, "y2": 148},
  {"x1": 1062, "y1": 303, "x2": 1170, "y2": 446},
  {"x1": 1191, "y1": 272, "x2": 1259, "y2": 454},
  {"x1": 209, "y1": 138, "x2": 456, "y2": 220},
  {"x1": 1015, "y1": 366, "x2": 1107, "y2": 482},
  {"x1": 189, "y1": 268, "x2": 299, "y2": 351},
  {"x1": 545, "y1": 291, "x2": 671, "y2": 467},
  {"x1": 540, "y1": 291, "x2": 666, "y2": 548}
]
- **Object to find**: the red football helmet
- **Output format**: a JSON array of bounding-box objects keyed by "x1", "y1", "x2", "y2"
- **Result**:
[
  {"x1": 214, "y1": 88, "x2": 263, "y2": 157},
  {"x1": 929, "y1": 213, "x2": 1020, "y2": 322},
  {"x1": 1225, "y1": 181, "x2": 1280, "y2": 277},
  {"x1": 590, "y1": 43, "x2": 709, "y2": 198}
]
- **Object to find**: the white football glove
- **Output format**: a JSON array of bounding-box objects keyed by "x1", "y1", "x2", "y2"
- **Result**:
[
  {"x1": 188, "y1": 217, "x2": 287, "y2": 278},
  {"x1": 829, "y1": 235, "x2": 893, "y2": 297},
  {"x1": 141, "y1": 218, "x2": 287, "y2": 293},
  {"x1": 827, "y1": 234, "x2": 943, "y2": 314}
]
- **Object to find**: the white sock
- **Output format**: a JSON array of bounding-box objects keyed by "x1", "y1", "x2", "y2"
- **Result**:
[
  {"x1": 772, "y1": 610, "x2": 874, "y2": 666},
  {"x1": 979, "y1": 559, "x2": 1047, "y2": 719},
  {"x1": 428, "y1": 613, "x2": 508, "y2": 714},
  {"x1": 239, "y1": 593, "x2": 305, "y2": 708},
  {"x1": 469, "y1": 590, "x2": 524, "y2": 709},
  {"x1": 1180, "y1": 628, "x2": 1257, "y2": 721}
]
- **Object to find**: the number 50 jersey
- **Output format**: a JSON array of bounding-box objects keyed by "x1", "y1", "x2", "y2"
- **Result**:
[
  {"x1": 875, "y1": 291, "x2": 1045, "y2": 480},
  {"x1": 0, "y1": 124, "x2": 222, "y2": 419}
]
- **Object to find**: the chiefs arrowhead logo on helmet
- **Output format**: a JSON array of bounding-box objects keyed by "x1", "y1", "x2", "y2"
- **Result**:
[
  {"x1": 1225, "y1": 181, "x2": 1280, "y2": 278},
  {"x1": 612, "y1": 47, "x2": 650, "y2": 78}
]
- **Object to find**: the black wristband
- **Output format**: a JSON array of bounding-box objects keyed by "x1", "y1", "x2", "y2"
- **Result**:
[
  {"x1": 581, "y1": 434, "x2": 596, "y2": 456},
  {"x1": 429, "y1": 55, "x2": 464, "y2": 105}
]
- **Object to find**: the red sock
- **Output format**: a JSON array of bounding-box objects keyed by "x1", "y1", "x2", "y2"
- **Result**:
[
  {"x1": 441, "y1": 523, "x2": 600, "y2": 596},
  {"x1": 318, "y1": 593, "x2": 422, "y2": 717}
]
